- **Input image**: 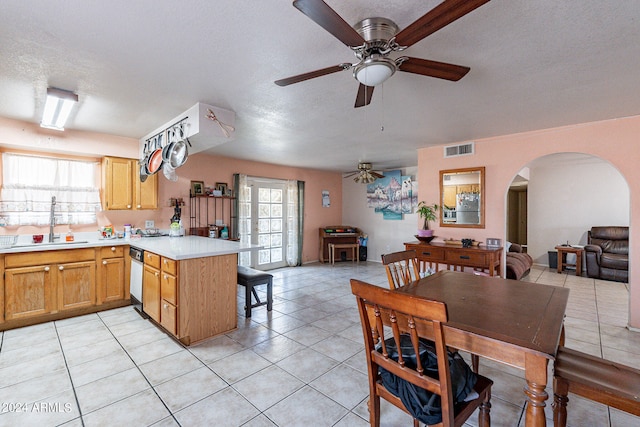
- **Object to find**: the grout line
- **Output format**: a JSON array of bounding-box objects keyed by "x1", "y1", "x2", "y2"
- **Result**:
[{"x1": 52, "y1": 321, "x2": 86, "y2": 427}]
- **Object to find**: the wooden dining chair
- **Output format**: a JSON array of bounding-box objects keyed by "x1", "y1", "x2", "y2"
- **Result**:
[
  {"x1": 351, "y1": 278, "x2": 493, "y2": 427},
  {"x1": 381, "y1": 250, "x2": 421, "y2": 289},
  {"x1": 382, "y1": 250, "x2": 481, "y2": 374}
]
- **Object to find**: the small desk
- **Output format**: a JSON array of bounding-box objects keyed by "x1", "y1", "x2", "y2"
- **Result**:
[
  {"x1": 555, "y1": 245, "x2": 584, "y2": 276},
  {"x1": 396, "y1": 270, "x2": 569, "y2": 426}
]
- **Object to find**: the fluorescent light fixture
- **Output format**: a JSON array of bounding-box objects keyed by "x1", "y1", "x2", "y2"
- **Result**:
[{"x1": 41, "y1": 87, "x2": 78, "y2": 131}]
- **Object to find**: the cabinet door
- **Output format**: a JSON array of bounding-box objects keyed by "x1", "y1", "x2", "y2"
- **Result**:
[
  {"x1": 103, "y1": 157, "x2": 133, "y2": 210},
  {"x1": 134, "y1": 160, "x2": 158, "y2": 210},
  {"x1": 5, "y1": 265, "x2": 53, "y2": 320},
  {"x1": 100, "y1": 257, "x2": 125, "y2": 302},
  {"x1": 57, "y1": 261, "x2": 96, "y2": 311},
  {"x1": 143, "y1": 264, "x2": 161, "y2": 322}
]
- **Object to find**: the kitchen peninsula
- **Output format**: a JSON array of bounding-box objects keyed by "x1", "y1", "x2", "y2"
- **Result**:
[
  {"x1": 0, "y1": 234, "x2": 254, "y2": 345},
  {"x1": 130, "y1": 236, "x2": 252, "y2": 345}
]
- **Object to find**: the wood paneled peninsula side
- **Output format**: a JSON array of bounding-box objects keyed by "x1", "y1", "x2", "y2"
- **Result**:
[{"x1": 131, "y1": 236, "x2": 254, "y2": 345}]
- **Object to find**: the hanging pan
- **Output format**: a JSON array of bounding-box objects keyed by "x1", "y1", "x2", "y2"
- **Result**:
[
  {"x1": 146, "y1": 133, "x2": 164, "y2": 175},
  {"x1": 168, "y1": 125, "x2": 189, "y2": 169}
]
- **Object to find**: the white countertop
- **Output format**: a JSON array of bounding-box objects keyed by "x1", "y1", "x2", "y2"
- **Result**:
[{"x1": 0, "y1": 233, "x2": 256, "y2": 260}]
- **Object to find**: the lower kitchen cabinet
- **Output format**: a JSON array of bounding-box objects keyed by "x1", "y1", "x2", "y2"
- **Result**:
[
  {"x1": 1, "y1": 246, "x2": 130, "y2": 331},
  {"x1": 4, "y1": 264, "x2": 54, "y2": 320},
  {"x1": 57, "y1": 260, "x2": 96, "y2": 311},
  {"x1": 143, "y1": 263, "x2": 161, "y2": 323}
]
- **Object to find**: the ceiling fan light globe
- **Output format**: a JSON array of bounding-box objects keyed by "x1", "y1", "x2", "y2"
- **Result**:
[{"x1": 353, "y1": 57, "x2": 396, "y2": 86}]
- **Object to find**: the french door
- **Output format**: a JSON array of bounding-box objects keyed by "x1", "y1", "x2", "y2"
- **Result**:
[{"x1": 245, "y1": 178, "x2": 287, "y2": 269}]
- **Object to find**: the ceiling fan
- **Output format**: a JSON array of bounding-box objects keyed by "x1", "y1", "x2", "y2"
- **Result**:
[
  {"x1": 344, "y1": 162, "x2": 384, "y2": 183},
  {"x1": 275, "y1": 0, "x2": 490, "y2": 108}
]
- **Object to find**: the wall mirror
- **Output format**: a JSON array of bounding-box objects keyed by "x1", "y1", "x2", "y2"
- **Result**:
[{"x1": 440, "y1": 166, "x2": 485, "y2": 228}]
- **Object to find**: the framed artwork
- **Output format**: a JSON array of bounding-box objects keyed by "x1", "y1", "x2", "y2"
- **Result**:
[
  {"x1": 215, "y1": 182, "x2": 228, "y2": 195},
  {"x1": 191, "y1": 180, "x2": 204, "y2": 196}
]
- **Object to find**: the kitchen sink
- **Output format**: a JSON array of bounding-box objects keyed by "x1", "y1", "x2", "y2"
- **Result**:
[{"x1": 11, "y1": 240, "x2": 90, "y2": 248}]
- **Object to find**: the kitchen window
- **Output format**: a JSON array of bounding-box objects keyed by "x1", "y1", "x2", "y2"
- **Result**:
[{"x1": 0, "y1": 153, "x2": 101, "y2": 226}]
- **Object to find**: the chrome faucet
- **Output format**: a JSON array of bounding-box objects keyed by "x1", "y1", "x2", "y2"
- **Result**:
[{"x1": 49, "y1": 196, "x2": 57, "y2": 243}]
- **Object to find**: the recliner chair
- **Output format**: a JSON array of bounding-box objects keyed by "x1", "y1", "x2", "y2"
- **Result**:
[{"x1": 585, "y1": 226, "x2": 628, "y2": 283}]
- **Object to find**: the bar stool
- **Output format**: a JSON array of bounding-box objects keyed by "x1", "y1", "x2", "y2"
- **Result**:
[{"x1": 237, "y1": 266, "x2": 273, "y2": 318}]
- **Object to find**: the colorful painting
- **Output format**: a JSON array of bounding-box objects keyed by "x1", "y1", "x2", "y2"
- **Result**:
[{"x1": 367, "y1": 170, "x2": 418, "y2": 220}]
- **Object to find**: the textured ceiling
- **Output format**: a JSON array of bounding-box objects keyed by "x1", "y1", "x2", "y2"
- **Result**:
[{"x1": 1, "y1": 1, "x2": 639, "y2": 173}]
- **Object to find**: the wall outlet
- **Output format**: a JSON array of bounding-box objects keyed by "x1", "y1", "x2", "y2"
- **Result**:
[{"x1": 145, "y1": 220, "x2": 155, "y2": 229}]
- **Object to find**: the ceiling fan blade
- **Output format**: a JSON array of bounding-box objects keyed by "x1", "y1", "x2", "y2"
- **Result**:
[
  {"x1": 275, "y1": 64, "x2": 349, "y2": 86},
  {"x1": 395, "y1": 0, "x2": 490, "y2": 48},
  {"x1": 293, "y1": 0, "x2": 365, "y2": 47},
  {"x1": 354, "y1": 84, "x2": 374, "y2": 108},
  {"x1": 371, "y1": 171, "x2": 385, "y2": 179},
  {"x1": 343, "y1": 171, "x2": 359, "y2": 178},
  {"x1": 398, "y1": 57, "x2": 470, "y2": 81}
]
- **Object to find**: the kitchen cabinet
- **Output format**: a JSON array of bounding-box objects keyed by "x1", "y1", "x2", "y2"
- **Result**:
[
  {"x1": 1, "y1": 246, "x2": 130, "y2": 331},
  {"x1": 142, "y1": 251, "x2": 161, "y2": 322},
  {"x1": 97, "y1": 246, "x2": 127, "y2": 304},
  {"x1": 102, "y1": 157, "x2": 157, "y2": 210},
  {"x1": 5, "y1": 264, "x2": 54, "y2": 320},
  {"x1": 57, "y1": 260, "x2": 96, "y2": 311},
  {"x1": 140, "y1": 247, "x2": 237, "y2": 345}
]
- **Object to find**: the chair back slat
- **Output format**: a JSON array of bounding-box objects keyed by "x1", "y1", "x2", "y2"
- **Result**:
[{"x1": 381, "y1": 250, "x2": 421, "y2": 289}]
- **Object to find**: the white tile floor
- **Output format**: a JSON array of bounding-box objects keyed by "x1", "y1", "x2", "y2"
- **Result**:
[{"x1": 0, "y1": 262, "x2": 638, "y2": 426}]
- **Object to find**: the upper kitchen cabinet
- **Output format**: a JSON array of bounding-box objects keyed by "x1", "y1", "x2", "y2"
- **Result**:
[{"x1": 102, "y1": 157, "x2": 157, "y2": 210}]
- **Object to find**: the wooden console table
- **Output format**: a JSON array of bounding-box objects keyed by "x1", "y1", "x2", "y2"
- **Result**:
[{"x1": 404, "y1": 241, "x2": 503, "y2": 277}]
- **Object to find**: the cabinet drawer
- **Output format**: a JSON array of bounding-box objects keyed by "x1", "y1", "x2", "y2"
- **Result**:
[
  {"x1": 444, "y1": 251, "x2": 487, "y2": 267},
  {"x1": 100, "y1": 245, "x2": 124, "y2": 258},
  {"x1": 145, "y1": 251, "x2": 161, "y2": 269},
  {"x1": 411, "y1": 246, "x2": 445, "y2": 262},
  {"x1": 161, "y1": 257, "x2": 177, "y2": 276},
  {"x1": 160, "y1": 300, "x2": 177, "y2": 335},
  {"x1": 161, "y1": 272, "x2": 177, "y2": 305},
  {"x1": 5, "y1": 248, "x2": 94, "y2": 268}
]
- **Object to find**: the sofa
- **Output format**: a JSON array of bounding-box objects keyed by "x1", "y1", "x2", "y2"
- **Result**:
[
  {"x1": 585, "y1": 226, "x2": 628, "y2": 283},
  {"x1": 506, "y1": 243, "x2": 533, "y2": 280}
]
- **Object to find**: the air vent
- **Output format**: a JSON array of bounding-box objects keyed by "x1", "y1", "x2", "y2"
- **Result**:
[{"x1": 444, "y1": 142, "x2": 475, "y2": 158}]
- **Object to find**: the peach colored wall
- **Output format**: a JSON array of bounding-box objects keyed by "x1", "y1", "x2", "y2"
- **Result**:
[
  {"x1": 418, "y1": 115, "x2": 640, "y2": 329},
  {"x1": 154, "y1": 152, "x2": 343, "y2": 263},
  {"x1": 0, "y1": 117, "x2": 343, "y2": 263}
]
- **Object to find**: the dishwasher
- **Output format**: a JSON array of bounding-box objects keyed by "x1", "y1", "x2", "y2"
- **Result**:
[{"x1": 129, "y1": 246, "x2": 147, "y2": 318}]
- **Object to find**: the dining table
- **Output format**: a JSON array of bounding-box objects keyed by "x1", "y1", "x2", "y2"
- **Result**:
[{"x1": 394, "y1": 270, "x2": 570, "y2": 427}]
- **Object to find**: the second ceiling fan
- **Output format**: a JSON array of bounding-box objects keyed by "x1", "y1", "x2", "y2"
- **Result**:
[{"x1": 275, "y1": 0, "x2": 490, "y2": 108}]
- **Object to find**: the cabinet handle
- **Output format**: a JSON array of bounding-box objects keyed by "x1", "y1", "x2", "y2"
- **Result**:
[
  {"x1": 127, "y1": 205, "x2": 132, "y2": 209},
  {"x1": 460, "y1": 255, "x2": 470, "y2": 260},
  {"x1": 164, "y1": 303, "x2": 168, "y2": 309},
  {"x1": 59, "y1": 265, "x2": 64, "y2": 271},
  {"x1": 163, "y1": 274, "x2": 167, "y2": 279},
  {"x1": 44, "y1": 266, "x2": 50, "y2": 272},
  {"x1": 103, "y1": 260, "x2": 108, "y2": 265},
  {"x1": 137, "y1": 205, "x2": 141, "y2": 209},
  {"x1": 422, "y1": 252, "x2": 431, "y2": 256},
  {"x1": 111, "y1": 246, "x2": 116, "y2": 251},
  {"x1": 155, "y1": 272, "x2": 159, "y2": 277}
]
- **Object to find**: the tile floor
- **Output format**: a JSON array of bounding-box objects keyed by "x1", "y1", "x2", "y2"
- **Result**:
[{"x1": 0, "y1": 261, "x2": 638, "y2": 427}]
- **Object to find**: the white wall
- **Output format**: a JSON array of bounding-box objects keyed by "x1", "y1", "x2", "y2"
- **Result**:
[
  {"x1": 527, "y1": 153, "x2": 629, "y2": 265},
  {"x1": 342, "y1": 167, "x2": 419, "y2": 263}
]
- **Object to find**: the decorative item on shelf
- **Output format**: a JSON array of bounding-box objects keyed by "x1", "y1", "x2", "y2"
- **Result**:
[
  {"x1": 416, "y1": 201, "x2": 439, "y2": 237},
  {"x1": 215, "y1": 182, "x2": 228, "y2": 196},
  {"x1": 190, "y1": 180, "x2": 204, "y2": 196},
  {"x1": 461, "y1": 238, "x2": 473, "y2": 248},
  {"x1": 415, "y1": 235, "x2": 435, "y2": 243},
  {"x1": 443, "y1": 238, "x2": 481, "y2": 247}
]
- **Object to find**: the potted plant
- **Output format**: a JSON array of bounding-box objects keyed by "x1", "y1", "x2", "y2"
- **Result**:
[{"x1": 416, "y1": 202, "x2": 439, "y2": 237}]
